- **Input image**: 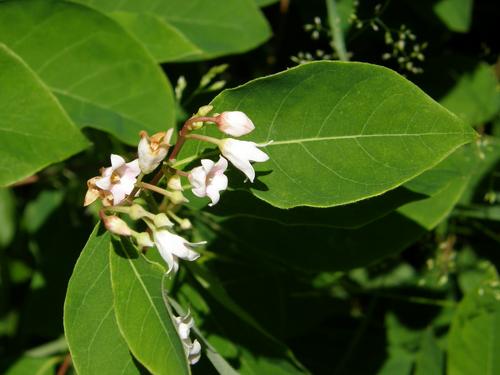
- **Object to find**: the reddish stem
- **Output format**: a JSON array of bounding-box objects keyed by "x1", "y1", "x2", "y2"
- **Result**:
[
  {"x1": 168, "y1": 116, "x2": 217, "y2": 162},
  {"x1": 56, "y1": 354, "x2": 72, "y2": 375}
]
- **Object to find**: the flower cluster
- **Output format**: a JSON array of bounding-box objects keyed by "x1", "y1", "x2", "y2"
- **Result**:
[{"x1": 84, "y1": 108, "x2": 269, "y2": 366}]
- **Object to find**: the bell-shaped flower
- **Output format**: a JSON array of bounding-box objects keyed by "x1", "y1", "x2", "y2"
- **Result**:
[
  {"x1": 94, "y1": 154, "x2": 141, "y2": 205},
  {"x1": 138, "y1": 129, "x2": 172, "y2": 174},
  {"x1": 188, "y1": 156, "x2": 228, "y2": 206},
  {"x1": 215, "y1": 111, "x2": 255, "y2": 137},
  {"x1": 174, "y1": 313, "x2": 202, "y2": 365},
  {"x1": 153, "y1": 229, "x2": 204, "y2": 274},
  {"x1": 218, "y1": 139, "x2": 269, "y2": 182}
]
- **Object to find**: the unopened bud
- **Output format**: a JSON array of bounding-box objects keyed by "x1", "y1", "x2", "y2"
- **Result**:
[
  {"x1": 129, "y1": 204, "x2": 151, "y2": 220},
  {"x1": 101, "y1": 214, "x2": 132, "y2": 236},
  {"x1": 133, "y1": 232, "x2": 154, "y2": 248},
  {"x1": 154, "y1": 213, "x2": 174, "y2": 228},
  {"x1": 196, "y1": 105, "x2": 213, "y2": 117},
  {"x1": 180, "y1": 219, "x2": 192, "y2": 230},
  {"x1": 208, "y1": 80, "x2": 226, "y2": 92},
  {"x1": 215, "y1": 111, "x2": 255, "y2": 137},
  {"x1": 167, "y1": 175, "x2": 183, "y2": 191},
  {"x1": 169, "y1": 190, "x2": 189, "y2": 205}
]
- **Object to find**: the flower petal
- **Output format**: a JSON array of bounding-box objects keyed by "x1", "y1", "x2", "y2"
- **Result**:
[
  {"x1": 95, "y1": 176, "x2": 112, "y2": 190},
  {"x1": 200, "y1": 159, "x2": 215, "y2": 173},
  {"x1": 110, "y1": 154, "x2": 126, "y2": 170}
]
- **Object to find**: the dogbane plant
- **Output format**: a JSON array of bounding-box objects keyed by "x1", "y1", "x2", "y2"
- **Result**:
[{"x1": 84, "y1": 106, "x2": 268, "y2": 366}]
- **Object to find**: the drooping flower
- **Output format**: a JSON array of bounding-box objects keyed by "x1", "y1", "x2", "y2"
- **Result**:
[
  {"x1": 174, "y1": 313, "x2": 202, "y2": 365},
  {"x1": 188, "y1": 156, "x2": 228, "y2": 206},
  {"x1": 153, "y1": 229, "x2": 204, "y2": 274},
  {"x1": 215, "y1": 111, "x2": 255, "y2": 137},
  {"x1": 218, "y1": 139, "x2": 269, "y2": 182},
  {"x1": 93, "y1": 154, "x2": 141, "y2": 205},
  {"x1": 137, "y1": 129, "x2": 172, "y2": 174}
]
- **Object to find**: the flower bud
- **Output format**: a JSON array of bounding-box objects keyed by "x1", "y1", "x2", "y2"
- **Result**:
[
  {"x1": 215, "y1": 111, "x2": 255, "y2": 137},
  {"x1": 133, "y1": 232, "x2": 154, "y2": 248},
  {"x1": 153, "y1": 213, "x2": 174, "y2": 228},
  {"x1": 169, "y1": 190, "x2": 189, "y2": 205},
  {"x1": 196, "y1": 105, "x2": 213, "y2": 117},
  {"x1": 129, "y1": 204, "x2": 151, "y2": 220},
  {"x1": 180, "y1": 218, "x2": 192, "y2": 230},
  {"x1": 138, "y1": 131, "x2": 171, "y2": 174},
  {"x1": 101, "y1": 213, "x2": 132, "y2": 236},
  {"x1": 167, "y1": 175, "x2": 183, "y2": 191}
]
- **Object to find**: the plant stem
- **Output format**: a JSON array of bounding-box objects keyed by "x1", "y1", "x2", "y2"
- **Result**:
[
  {"x1": 184, "y1": 133, "x2": 221, "y2": 145},
  {"x1": 169, "y1": 116, "x2": 217, "y2": 162},
  {"x1": 138, "y1": 182, "x2": 172, "y2": 197},
  {"x1": 126, "y1": 173, "x2": 143, "y2": 204},
  {"x1": 326, "y1": 0, "x2": 349, "y2": 61},
  {"x1": 56, "y1": 354, "x2": 72, "y2": 375}
]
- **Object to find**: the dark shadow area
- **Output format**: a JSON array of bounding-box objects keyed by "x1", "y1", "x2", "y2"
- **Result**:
[{"x1": 209, "y1": 186, "x2": 427, "y2": 229}]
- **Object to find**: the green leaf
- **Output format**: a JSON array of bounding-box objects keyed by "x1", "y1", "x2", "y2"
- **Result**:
[
  {"x1": 185, "y1": 61, "x2": 475, "y2": 209},
  {"x1": 434, "y1": 0, "x2": 474, "y2": 33},
  {"x1": 64, "y1": 225, "x2": 143, "y2": 375},
  {"x1": 109, "y1": 238, "x2": 190, "y2": 375},
  {"x1": 448, "y1": 271, "x2": 500, "y2": 375},
  {"x1": 414, "y1": 330, "x2": 443, "y2": 375},
  {"x1": 73, "y1": 0, "x2": 272, "y2": 62},
  {"x1": 22, "y1": 190, "x2": 65, "y2": 234},
  {"x1": 5, "y1": 356, "x2": 60, "y2": 375},
  {"x1": 0, "y1": 0, "x2": 175, "y2": 145},
  {"x1": 398, "y1": 143, "x2": 478, "y2": 229},
  {"x1": 440, "y1": 62, "x2": 500, "y2": 126},
  {"x1": 0, "y1": 44, "x2": 88, "y2": 187},
  {"x1": 255, "y1": 0, "x2": 279, "y2": 7},
  {"x1": 0, "y1": 188, "x2": 16, "y2": 248}
]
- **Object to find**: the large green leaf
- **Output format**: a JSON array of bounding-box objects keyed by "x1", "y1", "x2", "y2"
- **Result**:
[
  {"x1": 448, "y1": 273, "x2": 500, "y2": 375},
  {"x1": 183, "y1": 61, "x2": 475, "y2": 209},
  {"x1": 434, "y1": 0, "x2": 474, "y2": 33},
  {"x1": 74, "y1": 0, "x2": 272, "y2": 62},
  {"x1": 109, "y1": 238, "x2": 190, "y2": 375},
  {"x1": 0, "y1": 44, "x2": 88, "y2": 187},
  {"x1": 0, "y1": 0, "x2": 175, "y2": 145},
  {"x1": 64, "y1": 225, "x2": 143, "y2": 375}
]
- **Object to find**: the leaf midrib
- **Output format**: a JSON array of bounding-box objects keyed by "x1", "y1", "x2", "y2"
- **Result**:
[
  {"x1": 124, "y1": 254, "x2": 187, "y2": 374},
  {"x1": 265, "y1": 131, "x2": 467, "y2": 146}
]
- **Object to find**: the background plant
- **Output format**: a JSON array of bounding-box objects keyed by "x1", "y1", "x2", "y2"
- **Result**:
[{"x1": 0, "y1": 0, "x2": 499, "y2": 374}]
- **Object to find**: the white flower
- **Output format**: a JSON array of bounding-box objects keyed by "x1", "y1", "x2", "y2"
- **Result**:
[
  {"x1": 188, "y1": 156, "x2": 228, "y2": 206},
  {"x1": 215, "y1": 111, "x2": 255, "y2": 137},
  {"x1": 153, "y1": 229, "x2": 204, "y2": 274},
  {"x1": 218, "y1": 139, "x2": 269, "y2": 182},
  {"x1": 137, "y1": 130, "x2": 172, "y2": 174},
  {"x1": 174, "y1": 313, "x2": 202, "y2": 365},
  {"x1": 94, "y1": 154, "x2": 141, "y2": 205}
]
